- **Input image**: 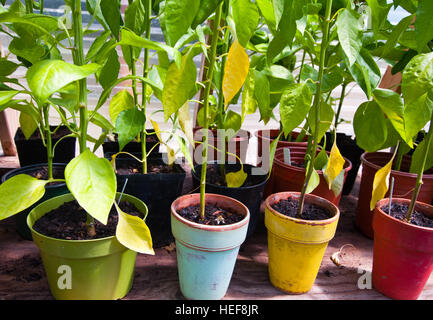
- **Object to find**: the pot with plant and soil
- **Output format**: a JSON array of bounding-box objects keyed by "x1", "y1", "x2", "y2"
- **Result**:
[{"x1": 0, "y1": 0, "x2": 155, "y2": 300}]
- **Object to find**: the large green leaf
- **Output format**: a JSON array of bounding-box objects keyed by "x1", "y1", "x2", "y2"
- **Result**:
[
  {"x1": 0, "y1": 90, "x2": 19, "y2": 105},
  {"x1": 192, "y1": 0, "x2": 223, "y2": 29},
  {"x1": 256, "y1": 0, "x2": 276, "y2": 34},
  {"x1": 100, "y1": 0, "x2": 123, "y2": 39},
  {"x1": 232, "y1": 0, "x2": 260, "y2": 47},
  {"x1": 19, "y1": 111, "x2": 37, "y2": 140},
  {"x1": 401, "y1": 52, "x2": 433, "y2": 104},
  {"x1": 163, "y1": 0, "x2": 199, "y2": 46},
  {"x1": 279, "y1": 82, "x2": 312, "y2": 136},
  {"x1": 0, "y1": 174, "x2": 49, "y2": 220},
  {"x1": 410, "y1": 132, "x2": 433, "y2": 173},
  {"x1": 65, "y1": 149, "x2": 117, "y2": 225},
  {"x1": 404, "y1": 93, "x2": 433, "y2": 143},
  {"x1": 415, "y1": 0, "x2": 433, "y2": 53},
  {"x1": 98, "y1": 49, "x2": 120, "y2": 89},
  {"x1": 162, "y1": 51, "x2": 197, "y2": 121},
  {"x1": 307, "y1": 99, "x2": 334, "y2": 142},
  {"x1": 109, "y1": 89, "x2": 135, "y2": 124},
  {"x1": 353, "y1": 101, "x2": 388, "y2": 152},
  {"x1": 254, "y1": 69, "x2": 272, "y2": 123},
  {"x1": 115, "y1": 108, "x2": 146, "y2": 151},
  {"x1": 336, "y1": 9, "x2": 362, "y2": 66},
  {"x1": 124, "y1": 0, "x2": 147, "y2": 36},
  {"x1": 26, "y1": 60, "x2": 101, "y2": 104}
]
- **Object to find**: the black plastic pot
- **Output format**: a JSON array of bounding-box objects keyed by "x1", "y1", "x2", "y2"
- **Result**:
[
  {"x1": 191, "y1": 163, "x2": 268, "y2": 238},
  {"x1": 114, "y1": 155, "x2": 186, "y2": 248},
  {"x1": 1, "y1": 163, "x2": 69, "y2": 240},
  {"x1": 323, "y1": 132, "x2": 364, "y2": 195},
  {"x1": 102, "y1": 129, "x2": 159, "y2": 156},
  {"x1": 14, "y1": 126, "x2": 76, "y2": 167}
]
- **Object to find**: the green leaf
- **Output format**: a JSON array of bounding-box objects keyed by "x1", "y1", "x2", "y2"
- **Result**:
[
  {"x1": 226, "y1": 168, "x2": 247, "y2": 188},
  {"x1": 19, "y1": 111, "x2": 37, "y2": 140},
  {"x1": 162, "y1": 51, "x2": 197, "y2": 121},
  {"x1": 307, "y1": 99, "x2": 334, "y2": 142},
  {"x1": 116, "y1": 108, "x2": 146, "y2": 151},
  {"x1": 115, "y1": 202, "x2": 154, "y2": 255},
  {"x1": 65, "y1": 149, "x2": 117, "y2": 225},
  {"x1": 125, "y1": 0, "x2": 147, "y2": 35},
  {"x1": 109, "y1": 89, "x2": 135, "y2": 124},
  {"x1": 410, "y1": 132, "x2": 433, "y2": 173},
  {"x1": 268, "y1": 131, "x2": 282, "y2": 175},
  {"x1": 0, "y1": 174, "x2": 49, "y2": 220},
  {"x1": 241, "y1": 69, "x2": 257, "y2": 120},
  {"x1": 254, "y1": 69, "x2": 272, "y2": 123},
  {"x1": 401, "y1": 52, "x2": 433, "y2": 104},
  {"x1": 85, "y1": 31, "x2": 111, "y2": 63},
  {"x1": 89, "y1": 111, "x2": 115, "y2": 132},
  {"x1": 330, "y1": 169, "x2": 345, "y2": 197},
  {"x1": 365, "y1": 0, "x2": 391, "y2": 38},
  {"x1": 224, "y1": 110, "x2": 242, "y2": 140},
  {"x1": 231, "y1": 0, "x2": 260, "y2": 47},
  {"x1": 98, "y1": 49, "x2": 120, "y2": 89},
  {"x1": 279, "y1": 82, "x2": 312, "y2": 136},
  {"x1": 256, "y1": 0, "x2": 276, "y2": 34},
  {"x1": 336, "y1": 9, "x2": 362, "y2": 66},
  {"x1": 175, "y1": 135, "x2": 194, "y2": 170},
  {"x1": 305, "y1": 169, "x2": 320, "y2": 194},
  {"x1": 163, "y1": 0, "x2": 200, "y2": 46},
  {"x1": 192, "y1": 0, "x2": 223, "y2": 29},
  {"x1": 100, "y1": 0, "x2": 123, "y2": 39},
  {"x1": 86, "y1": 0, "x2": 110, "y2": 31},
  {"x1": 381, "y1": 14, "x2": 414, "y2": 59},
  {"x1": 353, "y1": 101, "x2": 388, "y2": 152},
  {"x1": 0, "y1": 90, "x2": 19, "y2": 105},
  {"x1": 26, "y1": 60, "x2": 101, "y2": 104},
  {"x1": 178, "y1": 102, "x2": 194, "y2": 146},
  {"x1": 415, "y1": 0, "x2": 433, "y2": 53},
  {"x1": 0, "y1": 60, "x2": 19, "y2": 77}
]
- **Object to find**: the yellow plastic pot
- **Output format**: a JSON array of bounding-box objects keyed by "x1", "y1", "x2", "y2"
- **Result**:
[{"x1": 265, "y1": 192, "x2": 339, "y2": 294}]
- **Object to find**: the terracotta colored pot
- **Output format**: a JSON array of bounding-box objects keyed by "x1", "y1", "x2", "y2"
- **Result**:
[
  {"x1": 193, "y1": 128, "x2": 250, "y2": 165},
  {"x1": 269, "y1": 147, "x2": 352, "y2": 206},
  {"x1": 171, "y1": 193, "x2": 249, "y2": 300},
  {"x1": 373, "y1": 198, "x2": 433, "y2": 300},
  {"x1": 356, "y1": 152, "x2": 433, "y2": 239}
]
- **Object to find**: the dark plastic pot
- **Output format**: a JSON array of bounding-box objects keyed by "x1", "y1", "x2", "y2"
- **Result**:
[
  {"x1": 193, "y1": 128, "x2": 250, "y2": 165},
  {"x1": 102, "y1": 129, "x2": 159, "y2": 156},
  {"x1": 373, "y1": 198, "x2": 433, "y2": 300},
  {"x1": 356, "y1": 152, "x2": 433, "y2": 239},
  {"x1": 270, "y1": 147, "x2": 352, "y2": 206},
  {"x1": 1, "y1": 163, "x2": 69, "y2": 240},
  {"x1": 323, "y1": 132, "x2": 364, "y2": 195},
  {"x1": 191, "y1": 163, "x2": 268, "y2": 238},
  {"x1": 114, "y1": 156, "x2": 186, "y2": 248},
  {"x1": 14, "y1": 126, "x2": 76, "y2": 167}
]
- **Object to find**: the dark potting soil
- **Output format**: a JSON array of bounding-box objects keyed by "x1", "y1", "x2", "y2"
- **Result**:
[
  {"x1": 382, "y1": 203, "x2": 433, "y2": 228},
  {"x1": 33, "y1": 200, "x2": 143, "y2": 240},
  {"x1": 15, "y1": 126, "x2": 71, "y2": 141},
  {"x1": 177, "y1": 204, "x2": 245, "y2": 225},
  {"x1": 204, "y1": 165, "x2": 264, "y2": 187},
  {"x1": 115, "y1": 161, "x2": 178, "y2": 175},
  {"x1": 28, "y1": 166, "x2": 64, "y2": 186},
  {"x1": 271, "y1": 198, "x2": 332, "y2": 221}
]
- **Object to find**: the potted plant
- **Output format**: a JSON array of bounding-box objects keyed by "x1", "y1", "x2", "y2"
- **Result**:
[
  {"x1": 353, "y1": 1, "x2": 433, "y2": 238},
  {"x1": 369, "y1": 49, "x2": 433, "y2": 299},
  {"x1": 163, "y1": 0, "x2": 257, "y2": 300},
  {"x1": 0, "y1": 0, "x2": 154, "y2": 300},
  {"x1": 264, "y1": 0, "x2": 360, "y2": 294}
]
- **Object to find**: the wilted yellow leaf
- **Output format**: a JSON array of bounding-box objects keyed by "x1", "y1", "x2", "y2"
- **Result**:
[
  {"x1": 370, "y1": 157, "x2": 393, "y2": 210},
  {"x1": 166, "y1": 145, "x2": 176, "y2": 166},
  {"x1": 324, "y1": 141, "x2": 345, "y2": 189},
  {"x1": 178, "y1": 102, "x2": 194, "y2": 146},
  {"x1": 222, "y1": 40, "x2": 249, "y2": 109},
  {"x1": 150, "y1": 119, "x2": 162, "y2": 143},
  {"x1": 115, "y1": 202, "x2": 154, "y2": 255},
  {"x1": 226, "y1": 168, "x2": 247, "y2": 188}
]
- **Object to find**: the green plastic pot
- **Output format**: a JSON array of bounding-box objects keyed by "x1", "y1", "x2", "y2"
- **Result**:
[{"x1": 27, "y1": 192, "x2": 148, "y2": 300}]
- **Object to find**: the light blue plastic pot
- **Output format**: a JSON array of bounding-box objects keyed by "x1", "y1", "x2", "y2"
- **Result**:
[{"x1": 171, "y1": 193, "x2": 250, "y2": 300}]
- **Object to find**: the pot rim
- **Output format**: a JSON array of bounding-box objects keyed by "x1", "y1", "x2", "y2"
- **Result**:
[
  {"x1": 112, "y1": 157, "x2": 187, "y2": 176},
  {"x1": 27, "y1": 192, "x2": 148, "y2": 244},
  {"x1": 191, "y1": 163, "x2": 268, "y2": 190},
  {"x1": 265, "y1": 191, "x2": 340, "y2": 225},
  {"x1": 361, "y1": 152, "x2": 433, "y2": 178},
  {"x1": 375, "y1": 197, "x2": 433, "y2": 233},
  {"x1": 171, "y1": 193, "x2": 250, "y2": 232},
  {"x1": 1, "y1": 163, "x2": 68, "y2": 188},
  {"x1": 273, "y1": 147, "x2": 353, "y2": 173}
]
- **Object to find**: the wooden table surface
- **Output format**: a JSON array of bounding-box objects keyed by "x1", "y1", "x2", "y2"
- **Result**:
[{"x1": 1, "y1": 176, "x2": 432, "y2": 300}]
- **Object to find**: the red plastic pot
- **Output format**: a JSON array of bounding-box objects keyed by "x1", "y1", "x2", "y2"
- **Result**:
[
  {"x1": 356, "y1": 152, "x2": 433, "y2": 239},
  {"x1": 372, "y1": 198, "x2": 433, "y2": 300},
  {"x1": 193, "y1": 128, "x2": 250, "y2": 165},
  {"x1": 268, "y1": 147, "x2": 352, "y2": 206}
]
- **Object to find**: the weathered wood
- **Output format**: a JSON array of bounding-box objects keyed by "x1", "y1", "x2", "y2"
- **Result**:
[
  {"x1": 1, "y1": 177, "x2": 433, "y2": 300},
  {"x1": 0, "y1": 111, "x2": 17, "y2": 157},
  {"x1": 0, "y1": 156, "x2": 19, "y2": 178}
]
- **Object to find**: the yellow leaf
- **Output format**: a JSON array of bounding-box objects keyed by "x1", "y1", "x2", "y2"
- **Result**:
[
  {"x1": 178, "y1": 102, "x2": 194, "y2": 146},
  {"x1": 222, "y1": 40, "x2": 249, "y2": 109},
  {"x1": 115, "y1": 202, "x2": 155, "y2": 255},
  {"x1": 166, "y1": 145, "x2": 176, "y2": 166},
  {"x1": 324, "y1": 141, "x2": 345, "y2": 189},
  {"x1": 150, "y1": 119, "x2": 162, "y2": 143},
  {"x1": 226, "y1": 168, "x2": 247, "y2": 188},
  {"x1": 370, "y1": 157, "x2": 393, "y2": 211}
]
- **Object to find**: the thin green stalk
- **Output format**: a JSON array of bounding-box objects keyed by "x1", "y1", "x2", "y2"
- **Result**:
[
  {"x1": 42, "y1": 104, "x2": 53, "y2": 180},
  {"x1": 297, "y1": 50, "x2": 306, "y2": 83},
  {"x1": 200, "y1": 2, "x2": 224, "y2": 220},
  {"x1": 334, "y1": 82, "x2": 347, "y2": 130},
  {"x1": 297, "y1": 0, "x2": 333, "y2": 218},
  {"x1": 25, "y1": 0, "x2": 33, "y2": 13},
  {"x1": 405, "y1": 112, "x2": 433, "y2": 222},
  {"x1": 393, "y1": 142, "x2": 405, "y2": 171}
]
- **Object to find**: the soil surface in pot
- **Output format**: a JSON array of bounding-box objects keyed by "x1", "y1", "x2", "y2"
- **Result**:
[
  {"x1": 271, "y1": 198, "x2": 332, "y2": 221},
  {"x1": 381, "y1": 203, "x2": 433, "y2": 228},
  {"x1": 16, "y1": 126, "x2": 71, "y2": 141},
  {"x1": 33, "y1": 200, "x2": 143, "y2": 240},
  {"x1": 115, "y1": 161, "x2": 178, "y2": 175},
  {"x1": 204, "y1": 165, "x2": 264, "y2": 187},
  {"x1": 177, "y1": 204, "x2": 244, "y2": 225},
  {"x1": 27, "y1": 166, "x2": 64, "y2": 187}
]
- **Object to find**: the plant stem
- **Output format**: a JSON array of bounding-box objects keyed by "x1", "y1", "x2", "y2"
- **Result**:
[
  {"x1": 405, "y1": 112, "x2": 433, "y2": 222},
  {"x1": 42, "y1": 104, "x2": 53, "y2": 180},
  {"x1": 393, "y1": 141, "x2": 404, "y2": 171},
  {"x1": 297, "y1": 50, "x2": 306, "y2": 83},
  {"x1": 199, "y1": 2, "x2": 224, "y2": 220},
  {"x1": 297, "y1": 0, "x2": 333, "y2": 218},
  {"x1": 334, "y1": 82, "x2": 347, "y2": 130},
  {"x1": 25, "y1": 0, "x2": 33, "y2": 13}
]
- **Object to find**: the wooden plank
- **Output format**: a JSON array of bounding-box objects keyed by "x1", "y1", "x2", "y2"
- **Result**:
[{"x1": 0, "y1": 110, "x2": 17, "y2": 157}]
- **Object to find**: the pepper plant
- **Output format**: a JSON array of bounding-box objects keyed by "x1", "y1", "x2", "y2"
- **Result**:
[{"x1": 0, "y1": 0, "x2": 153, "y2": 254}]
